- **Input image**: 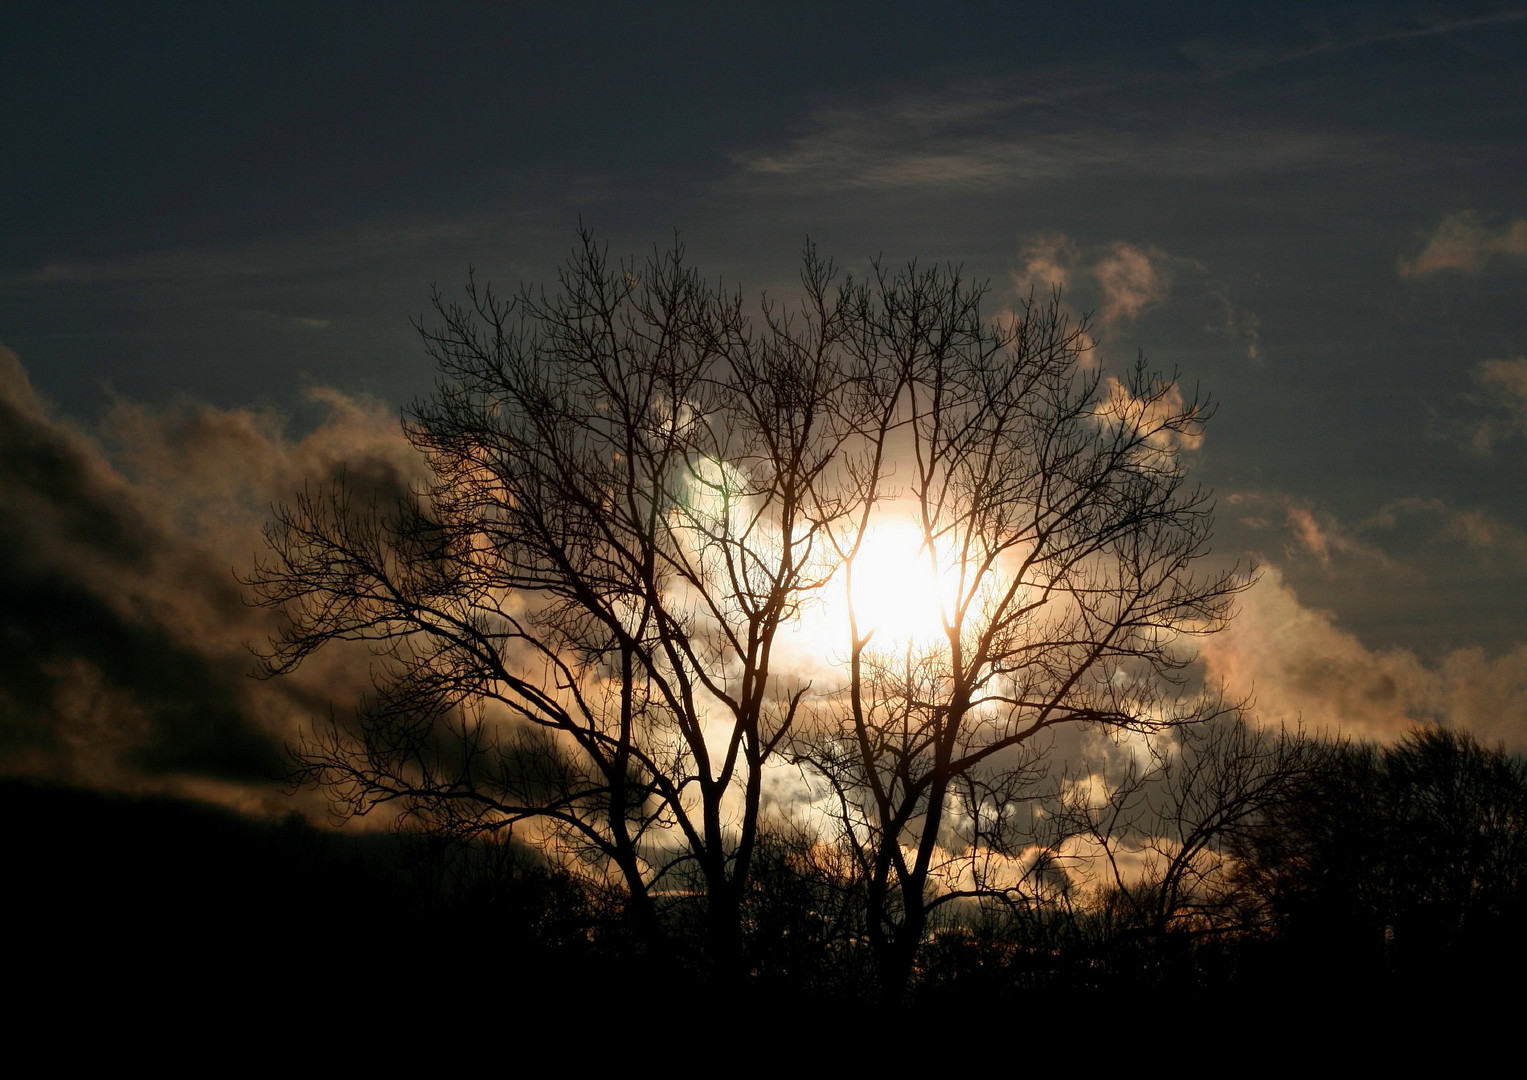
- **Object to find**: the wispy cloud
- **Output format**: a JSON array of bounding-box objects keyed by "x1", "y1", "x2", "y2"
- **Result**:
[
  {"x1": 1186, "y1": 9, "x2": 1527, "y2": 76},
  {"x1": 1229, "y1": 489, "x2": 1527, "y2": 574},
  {"x1": 1361, "y1": 495, "x2": 1527, "y2": 562},
  {"x1": 1464, "y1": 356, "x2": 1527, "y2": 451},
  {"x1": 1094, "y1": 374, "x2": 1203, "y2": 454},
  {"x1": 1399, "y1": 211, "x2": 1527, "y2": 277},
  {"x1": 1279, "y1": 9, "x2": 1527, "y2": 62},
  {"x1": 1007, "y1": 232, "x2": 1198, "y2": 351},
  {"x1": 1206, "y1": 283, "x2": 1262, "y2": 363},
  {"x1": 1010, "y1": 233, "x2": 1174, "y2": 321},
  {"x1": 11, "y1": 215, "x2": 499, "y2": 290},
  {"x1": 1004, "y1": 231, "x2": 1269, "y2": 370},
  {"x1": 1010, "y1": 234, "x2": 1076, "y2": 296},
  {"x1": 1227, "y1": 492, "x2": 1386, "y2": 570},
  {"x1": 729, "y1": 76, "x2": 1378, "y2": 194},
  {"x1": 1094, "y1": 243, "x2": 1171, "y2": 326}
]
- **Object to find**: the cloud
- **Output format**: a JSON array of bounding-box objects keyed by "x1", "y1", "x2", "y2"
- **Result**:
[
  {"x1": 1010, "y1": 234, "x2": 1075, "y2": 297},
  {"x1": 0, "y1": 344, "x2": 422, "y2": 816},
  {"x1": 1360, "y1": 495, "x2": 1527, "y2": 562},
  {"x1": 1481, "y1": 356, "x2": 1527, "y2": 409},
  {"x1": 1003, "y1": 232, "x2": 1268, "y2": 378},
  {"x1": 1312, "y1": 9, "x2": 1527, "y2": 55},
  {"x1": 1229, "y1": 489, "x2": 1527, "y2": 589},
  {"x1": 1200, "y1": 567, "x2": 1527, "y2": 749},
  {"x1": 1005, "y1": 233, "x2": 1265, "y2": 381},
  {"x1": 1008, "y1": 234, "x2": 1175, "y2": 330},
  {"x1": 728, "y1": 76, "x2": 1378, "y2": 195},
  {"x1": 1468, "y1": 357, "x2": 1527, "y2": 450},
  {"x1": 1094, "y1": 374, "x2": 1204, "y2": 455},
  {"x1": 730, "y1": 87, "x2": 1070, "y2": 192},
  {"x1": 1220, "y1": 490, "x2": 1527, "y2": 677},
  {"x1": 1206, "y1": 284, "x2": 1262, "y2": 363},
  {"x1": 1186, "y1": 10, "x2": 1527, "y2": 77},
  {"x1": 1282, "y1": 503, "x2": 1333, "y2": 567},
  {"x1": 1093, "y1": 243, "x2": 1170, "y2": 326},
  {"x1": 1399, "y1": 212, "x2": 1527, "y2": 277},
  {"x1": 1227, "y1": 492, "x2": 1381, "y2": 570},
  {"x1": 15, "y1": 216, "x2": 495, "y2": 290}
]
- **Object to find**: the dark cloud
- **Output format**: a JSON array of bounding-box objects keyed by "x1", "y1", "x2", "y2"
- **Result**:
[
  {"x1": 0, "y1": 565, "x2": 281, "y2": 780},
  {"x1": 0, "y1": 366, "x2": 152, "y2": 570},
  {"x1": 1468, "y1": 357, "x2": 1527, "y2": 450},
  {"x1": 0, "y1": 345, "x2": 421, "y2": 809}
]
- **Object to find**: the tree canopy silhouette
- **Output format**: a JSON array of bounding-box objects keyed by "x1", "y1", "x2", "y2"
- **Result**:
[
  {"x1": 252, "y1": 231, "x2": 1244, "y2": 992},
  {"x1": 1235, "y1": 726, "x2": 1527, "y2": 982}
]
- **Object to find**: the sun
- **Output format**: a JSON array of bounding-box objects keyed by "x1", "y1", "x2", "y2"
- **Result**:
[
  {"x1": 842, "y1": 513, "x2": 960, "y2": 648},
  {"x1": 773, "y1": 508, "x2": 969, "y2": 669}
]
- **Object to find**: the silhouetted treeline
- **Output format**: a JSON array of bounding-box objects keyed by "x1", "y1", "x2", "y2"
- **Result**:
[
  {"x1": 13, "y1": 725, "x2": 1527, "y2": 1014},
  {"x1": 1236, "y1": 726, "x2": 1527, "y2": 988}
]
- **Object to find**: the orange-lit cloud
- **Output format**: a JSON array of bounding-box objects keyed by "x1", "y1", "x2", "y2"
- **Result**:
[
  {"x1": 1094, "y1": 374, "x2": 1204, "y2": 453},
  {"x1": 1004, "y1": 235, "x2": 1177, "y2": 369},
  {"x1": 1094, "y1": 242, "x2": 1171, "y2": 325},
  {"x1": 1360, "y1": 495, "x2": 1527, "y2": 563},
  {"x1": 1400, "y1": 211, "x2": 1527, "y2": 277},
  {"x1": 1201, "y1": 567, "x2": 1527, "y2": 749},
  {"x1": 1010, "y1": 233, "x2": 1075, "y2": 296},
  {"x1": 1009, "y1": 233, "x2": 1173, "y2": 326},
  {"x1": 1227, "y1": 491, "x2": 1397, "y2": 571}
]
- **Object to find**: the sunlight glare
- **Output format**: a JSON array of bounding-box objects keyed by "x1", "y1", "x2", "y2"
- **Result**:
[{"x1": 846, "y1": 515, "x2": 958, "y2": 647}]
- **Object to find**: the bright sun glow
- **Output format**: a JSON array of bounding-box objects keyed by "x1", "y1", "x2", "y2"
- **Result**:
[
  {"x1": 843, "y1": 515, "x2": 961, "y2": 648},
  {"x1": 680, "y1": 462, "x2": 971, "y2": 665}
]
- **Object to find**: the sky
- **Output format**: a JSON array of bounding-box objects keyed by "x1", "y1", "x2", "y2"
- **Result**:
[{"x1": 2, "y1": 2, "x2": 1524, "y2": 814}]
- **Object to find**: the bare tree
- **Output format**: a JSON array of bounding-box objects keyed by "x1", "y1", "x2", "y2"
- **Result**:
[
  {"x1": 253, "y1": 233, "x2": 859, "y2": 981},
  {"x1": 253, "y1": 234, "x2": 1244, "y2": 994},
  {"x1": 1049, "y1": 716, "x2": 1318, "y2": 982},
  {"x1": 792, "y1": 261, "x2": 1248, "y2": 1001}
]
